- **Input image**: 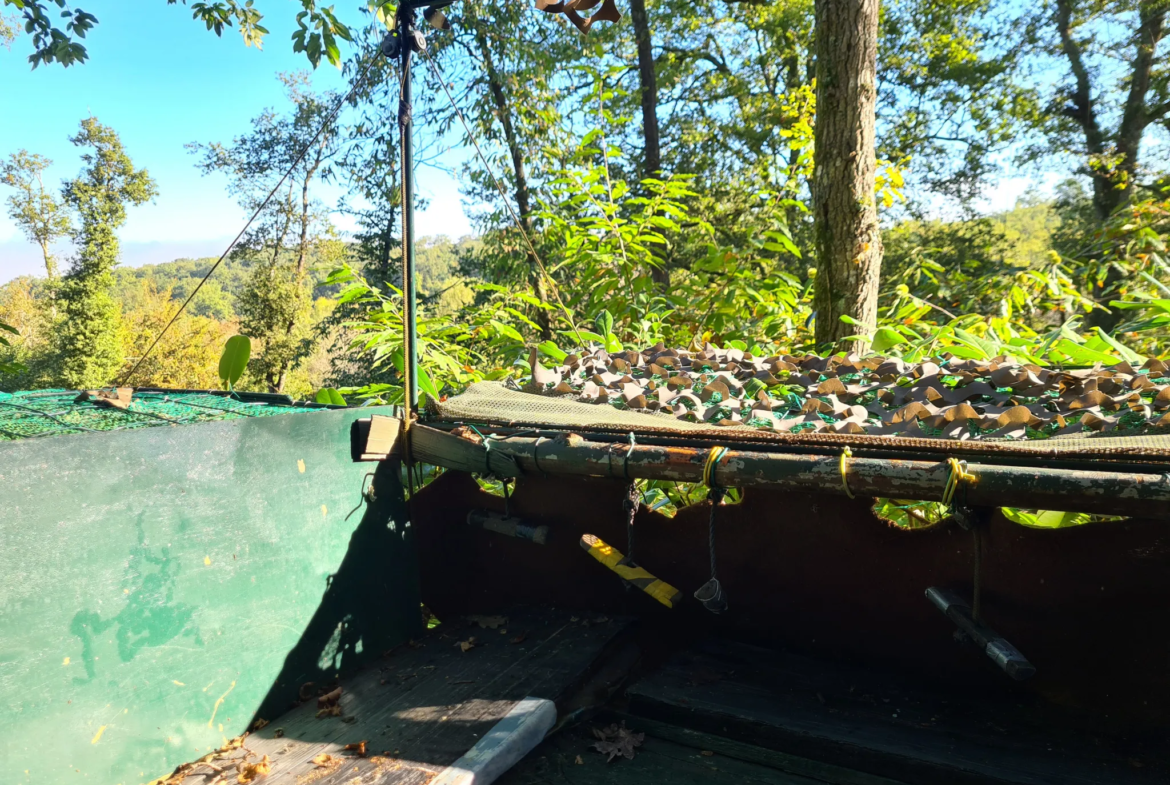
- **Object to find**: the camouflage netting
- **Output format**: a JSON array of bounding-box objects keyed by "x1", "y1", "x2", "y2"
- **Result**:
[
  {"x1": 0, "y1": 389, "x2": 331, "y2": 442},
  {"x1": 434, "y1": 345, "x2": 1170, "y2": 460},
  {"x1": 522, "y1": 344, "x2": 1170, "y2": 440}
]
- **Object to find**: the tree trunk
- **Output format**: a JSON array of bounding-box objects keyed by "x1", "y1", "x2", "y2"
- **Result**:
[
  {"x1": 629, "y1": 0, "x2": 669, "y2": 288},
  {"x1": 1059, "y1": 0, "x2": 1167, "y2": 330},
  {"x1": 475, "y1": 25, "x2": 553, "y2": 339},
  {"x1": 812, "y1": 0, "x2": 883, "y2": 350}
]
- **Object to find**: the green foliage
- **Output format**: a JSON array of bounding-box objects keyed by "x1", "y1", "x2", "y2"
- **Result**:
[
  {"x1": 56, "y1": 117, "x2": 157, "y2": 389},
  {"x1": 1, "y1": 150, "x2": 71, "y2": 278},
  {"x1": 313, "y1": 386, "x2": 345, "y2": 406},
  {"x1": 0, "y1": 319, "x2": 25, "y2": 376},
  {"x1": 218, "y1": 334, "x2": 251, "y2": 387},
  {"x1": 5, "y1": 0, "x2": 353, "y2": 68}
]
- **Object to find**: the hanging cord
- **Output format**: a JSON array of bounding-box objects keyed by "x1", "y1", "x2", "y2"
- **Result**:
[
  {"x1": 345, "y1": 472, "x2": 378, "y2": 521},
  {"x1": 419, "y1": 49, "x2": 589, "y2": 354},
  {"x1": 118, "y1": 51, "x2": 385, "y2": 388},
  {"x1": 703, "y1": 446, "x2": 729, "y2": 581},
  {"x1": 839, "y1": 446, "x2": 856, "y2": 499},
  {"x1": 621, "y1": 432, "x2": 639, "y2": 567}
]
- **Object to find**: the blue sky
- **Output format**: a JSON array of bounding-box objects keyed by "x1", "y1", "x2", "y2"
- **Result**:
[{"x1": 0, "y1": 1, "x2": 473, "y2": 283}]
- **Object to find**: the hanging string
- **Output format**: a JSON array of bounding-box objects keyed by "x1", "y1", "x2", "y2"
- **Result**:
[
  {"x1": 419, "y1": 48, "x2": 589, "y2": 354},
  {"x1": 703, "y1": 446, "x2": 728, "y2": 581},
  {"x1": 622, "y1": 432, "x2": 639, "y2": 565}
]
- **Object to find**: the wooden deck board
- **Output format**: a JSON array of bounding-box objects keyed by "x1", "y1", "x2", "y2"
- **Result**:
[
  {"x1": 173, "y1": 608, "x2": 631, "y2": 785},
  {"x1": 626, "y1": 639, "x2": 1167, "y2": 785},
  {"x1": 495, "y1": 722, "x2": 823, "y2": 785}
]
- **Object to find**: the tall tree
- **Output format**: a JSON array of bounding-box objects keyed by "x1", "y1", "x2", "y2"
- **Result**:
[
  {"x1": 190, "y1": 73, "x2": 342, "y2": 392},
  {"x1": 1, "y1": 150, "x2": 72, "y2": 279},
  {"x1": 57, "y1": 117, "x2": 157, "y2": 388},
  {"x1": 812, "y1": 0, "x2": 883, "y2": 349}
]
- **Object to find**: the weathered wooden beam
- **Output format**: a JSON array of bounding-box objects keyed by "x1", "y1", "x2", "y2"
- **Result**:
[
  {"x1": 408, "y1": 424, "x2": 1170, "y2": 519},
  {"x1": 350, "y1": 415, "x2": 403, "y2": 462}
]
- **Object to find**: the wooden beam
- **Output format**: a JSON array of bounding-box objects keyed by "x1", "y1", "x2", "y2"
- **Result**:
[{"x1": 408, "y1": 424, "x2": 1170, "y2": 519}]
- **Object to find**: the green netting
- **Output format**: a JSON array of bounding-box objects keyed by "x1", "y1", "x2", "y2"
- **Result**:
[{"x1": 0, "y1": 389, "x2": 331, "y2": 442}]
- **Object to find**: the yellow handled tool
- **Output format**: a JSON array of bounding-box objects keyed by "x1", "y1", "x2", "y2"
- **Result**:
[{"x1": 579, "y1": 534, "x2": 682, "y2": 608}]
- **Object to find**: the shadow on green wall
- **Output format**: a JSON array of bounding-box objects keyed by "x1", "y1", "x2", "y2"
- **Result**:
[
  {"x1": 250, "y1": 458, "x2": 422, "y2": 724},
  {"x1": 69, "y1": 512, "x2": 204, "y2": 685}
]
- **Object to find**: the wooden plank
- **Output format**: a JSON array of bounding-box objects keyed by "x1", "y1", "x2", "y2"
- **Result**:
[
  {"x1": 173, "y1": 608, "x2": 634, "y2": 785},
  {"x1": 617, "y1": 713, "x2": 906, "y2": 785},
  {"x1": 409, "y1": 424, "x2": 1170, "y2": 518},
  {"x1": 495, "y1": 721, "x2": 824, "y2": 785},
  {"x1": 627, "y1": 640, "x2": 1169, "y2": 785}
]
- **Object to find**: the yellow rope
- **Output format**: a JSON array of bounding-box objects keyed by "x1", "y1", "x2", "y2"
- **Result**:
[
  {"x1": 839, "y1": 447, "x2": 856, "y2": 499},
  {"x1": 703, "y1": 446, "x2": 728, "y2": 488},
  {"x1": 941, "y1": 457, "x2": 976, "y2": 507}
]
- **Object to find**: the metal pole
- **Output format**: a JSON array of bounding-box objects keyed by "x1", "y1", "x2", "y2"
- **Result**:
[{"x1": 398, "y1": 8, "x2": 419, "y2": 418}]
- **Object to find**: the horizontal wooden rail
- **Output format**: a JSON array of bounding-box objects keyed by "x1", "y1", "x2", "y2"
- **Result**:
[{"x1": 355, "y1": 417, "x2": 1170, "y2": 518}]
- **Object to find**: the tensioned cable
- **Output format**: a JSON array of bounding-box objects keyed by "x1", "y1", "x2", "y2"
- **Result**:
[
  {"x1": 118, "y1": 51, "x2": 385, "y2": 388},
  {"x1": 420, "y1": 49, "x2": 589, "y2": 353}
]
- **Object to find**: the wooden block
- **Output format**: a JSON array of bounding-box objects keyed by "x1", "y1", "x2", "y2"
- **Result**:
[{"x1": 350, "y1": 414, "x2": 403, "y2": 461}]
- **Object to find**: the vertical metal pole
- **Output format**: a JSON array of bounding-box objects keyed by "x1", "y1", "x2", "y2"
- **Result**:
[{"x1": 398, "y1": 10, "x2": 419, "y2": 418}]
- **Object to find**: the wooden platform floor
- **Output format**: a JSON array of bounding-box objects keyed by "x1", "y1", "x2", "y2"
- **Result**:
[
  {"x1": 171, "y1": 607, "x2": 631, "y2": 785},
  {"x1": 626, "y1": 639, "x2": 1168, "y2": 785},
  {"x1": 498, "y1": 712, "x2": 906, "y2": 785}
]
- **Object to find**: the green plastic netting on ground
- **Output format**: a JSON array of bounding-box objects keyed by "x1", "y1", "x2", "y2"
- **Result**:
[{"x1": 0, "y1": 389, "x2": 332, "y2": 442}]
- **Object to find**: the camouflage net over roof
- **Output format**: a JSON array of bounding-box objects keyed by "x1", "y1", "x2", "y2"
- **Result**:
[
  {"x1": 519, "y1": 344, "x2": 1170, "y2": 442},
  {"x1": 0, "y1": 389, "x2": 331, "y2": 442}
]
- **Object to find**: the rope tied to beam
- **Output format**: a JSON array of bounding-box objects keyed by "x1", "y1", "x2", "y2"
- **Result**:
[
  {"x1": 942, "y1": 457, "x2": 976, "y2": 508},
  {"x1": 839, "y1": 446, "x2": 856, "y2": 499}
]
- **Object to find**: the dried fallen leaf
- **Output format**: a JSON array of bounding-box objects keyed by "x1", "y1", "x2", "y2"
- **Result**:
[
  {"x1": 343, "y1": 741, "x2": 368, "y2": 758},
  {"x1": 236, "y1": 755, "x2": 271, "y2": 783},
  {"x1": 251, "y1": 718, "x2": 269, "y2": 732},
  {"x1": 467, "y1": 614, "x2": 508, "y2": 629},
  {"x1": 590, "y1": 722, "x2": 644, "y2": 763},
  {"x1": 575, "y1": 755, "x2": 584, "y2": 765},
  {"x1": 700, "y1": 750, "x2": 714, "y2": 757},
  {"x1": 315, "y1": 704, "x2": 342, "y2": 719},
  {"x1": 317, "y1": 687, "x2": 342, "y2": 708},
  {"x1": 273, "y1": 728, "x2": 284, "y2": 739},
  {"x1": 457, "y1": 637, "x2": 477, "y2": 653},
  {"x1": 310, "y1": 754, "x2": 336, "y2": 767}
]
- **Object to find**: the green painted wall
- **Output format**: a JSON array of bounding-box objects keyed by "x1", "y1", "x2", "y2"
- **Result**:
[{"x1": 0, "y1": 408, "x2": 420, "y2": 785}]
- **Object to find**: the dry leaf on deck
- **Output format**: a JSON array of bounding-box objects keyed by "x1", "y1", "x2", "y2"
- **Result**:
[
  {"x1": 456, "y1": 636, "x2": 477, "y2": 653},
  {"x1": 575, "y1": 755, "x2": 584, "y2": 765},
  {"x1": 315, "y1": 704, "x2": 342, "y2": 719},
  {"x1": 590, "y1": 722, "x2": 644, "y2": 762},
  {"x1": 310, "y1": 754, "x2": 336, "y2": 767},
  {"x1": 236, "y1": 755, "x2": 271, "y2": 783},
  {"x1": 343, "y1": 741, "x2": 368, "y2": 757},
  {"x1": 467, "y1": 614, "x2": 507, "y2": 629},
  {"x1": 317, "y1": 687, "x2": 342, "y2": 708}
]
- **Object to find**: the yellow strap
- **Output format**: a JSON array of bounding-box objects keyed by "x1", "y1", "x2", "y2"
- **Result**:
[
  {"x1": 839, "y1": 447, "x2": 856, "y2": 499},
  {"x1": 703, "y1": 446, "x2": 728, "y2": 488},
  {"x1": 941, "y1": 457, "x2": 976, "y2": 506},
  {"x1": 580, "y1": 534, "x2": 682, "y2": 608}
]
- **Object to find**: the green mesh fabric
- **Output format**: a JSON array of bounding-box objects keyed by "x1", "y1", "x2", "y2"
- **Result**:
[{"x1": 0, "y1": 389, "x2": 330, "y2": 442}]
